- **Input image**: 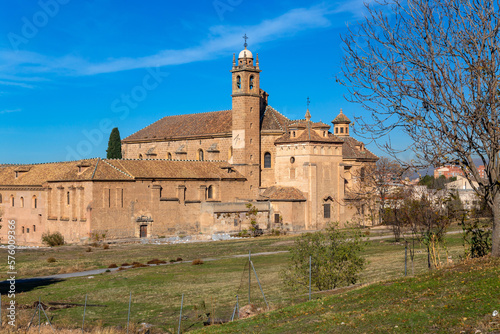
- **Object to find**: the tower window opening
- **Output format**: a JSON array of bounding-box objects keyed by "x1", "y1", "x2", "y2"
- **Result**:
[
  {"x1": 346, "y1": 127, "x2": 349, "y2": 134},
  {"x1": 198, "y1": 149, "x2": 204, "y2": 161},
  {"x1": 167, "y1": 153, "x2": 172, "y2": 159},
  {"x1": 335, "y1": 127, "x2": 338, "y2": 134},
  {"x1": 236, "y1": 76, "x2": 241, "y2": 89},
  {"x1": 67, "y1": 192, "x2": 70, "y2": 205},
  {"x1": 207, "y1": 185, "x2": 214, "y2": 199},
  {"x1": 10, "y1": 195, "x2": 14, "y2": 207},
  {"x1": 264, "y1": 152, "x2": 271, "y2": 168},
  {"x1": 340, "y1": 127, "x2": 344, "y2": 134},
  {"x1": 20, "y1": 197, "x2": 24, "y2": 208},
  {"x1": 249, "y1": 76, "x2": 254, "y2": 89},
  {"x1": 33, "y1": 196, "x2": 37, "y2": 209}
]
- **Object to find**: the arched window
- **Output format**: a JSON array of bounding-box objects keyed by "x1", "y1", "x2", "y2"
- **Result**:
[
  {"x1": 139, "y1": 154, "x2": 143, "y2": 160},
  {"x1": 67, "y1": 191, "x2": 70, "y2": 205},
  {"x1": 207, "y1": 185, "x2": 214, "y2": 199},
  {"x1": 198, "y1": 149, "x2": 204, "y2": 161},
  {"x1": 249, "y1": 75, "x2": 254, "y2": 89},
  {"x1": 335, "y1": 127, "x2": 339, "y2": 134},
  {"x1": 167, "y1": 153, "x2": 172, "y2": 160},
  {"x1": 10, "y1": 195, "x2": 14, "y2": 207},
  {"x1": 236, "y1": 76, "x2": 241, "y2": 89},
  {"x1": 20, "y1": 197, "x2": 24, "y2": 208},
  {"x1": 340, "y1": 127, "x2": 344, "y2": 133},
  {"x1": 32, "y1": 196, "x2": 37, "y2": 209},
  {"x1": 264, "y1": 152, "x2": 271, "y2": 168}
]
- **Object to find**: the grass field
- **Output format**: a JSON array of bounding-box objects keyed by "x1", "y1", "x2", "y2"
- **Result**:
[{"x1": 0, "y1": 228, "x2": 481, "y2": 332}]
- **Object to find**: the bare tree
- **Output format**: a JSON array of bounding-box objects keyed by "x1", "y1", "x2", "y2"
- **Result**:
[
  {"x1": 340, "y1": 0, "x2": 500, "y2": 256},
  {"x1": 347, "y1": 157, "x2": 404, "y2": 225}
]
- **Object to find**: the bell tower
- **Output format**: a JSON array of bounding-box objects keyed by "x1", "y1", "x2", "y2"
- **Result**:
[{"x1": 230, "y1": 35, "x2": 261, "y2": 197}]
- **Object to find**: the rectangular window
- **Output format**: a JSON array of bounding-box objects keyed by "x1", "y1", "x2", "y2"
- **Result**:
[
  {"x1": 27, "y1": 228, "x2": 30, "y2": 233},
  {"x1": 33, "y1": 225, "x2": 36, "y2": 232},
  {"x1": 274, "y1": 214, "x2": 280, "y2": 224},
  {"x1": 340, "y1": 127, "x2": 344, "y2": 134},
  {"x1": 324, "y1": 204, "x2": 331, "y2": 219},
  {"x1": 121, "y1": 189, "x2": 124, "y2": 208}
]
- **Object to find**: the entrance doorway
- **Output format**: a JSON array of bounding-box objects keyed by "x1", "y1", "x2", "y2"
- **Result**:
[{"x1": 140, "y1": 225, "x2": 147, "y2": 238}]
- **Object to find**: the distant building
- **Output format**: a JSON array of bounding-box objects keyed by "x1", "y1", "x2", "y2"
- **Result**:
[{"x1": 434, "y1": 165, "x2": 464, "y2": 178}]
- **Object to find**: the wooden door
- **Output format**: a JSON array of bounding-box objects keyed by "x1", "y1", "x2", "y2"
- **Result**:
[{"x1": 140, "y1": 225, "x2": 147, "y2": 238}]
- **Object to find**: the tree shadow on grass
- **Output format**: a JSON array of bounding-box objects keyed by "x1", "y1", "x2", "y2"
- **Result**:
[{"x1": 0, "y1": 278, "x2": 65, "y2": 294}]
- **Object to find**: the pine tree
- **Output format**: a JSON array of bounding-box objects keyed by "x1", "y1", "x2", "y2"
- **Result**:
[{"x1": 106, "y1": 127, "x2": 122, "y2": 159}]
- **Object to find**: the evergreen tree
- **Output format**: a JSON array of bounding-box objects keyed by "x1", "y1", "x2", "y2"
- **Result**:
[{"x1": 106, "y1": 127, "x2": 122, "y2": 159}]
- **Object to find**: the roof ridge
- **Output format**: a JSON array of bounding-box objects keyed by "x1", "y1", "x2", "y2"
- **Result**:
[
  {"x1": 102, "y1": 160, "x2": 135, "y2": 179},
  {"x1": 91, "y1": 158, "x2": 100, "y2": 179},
  {"x1": 0, "y1": 158, "x2": 100, "y2": 166}
]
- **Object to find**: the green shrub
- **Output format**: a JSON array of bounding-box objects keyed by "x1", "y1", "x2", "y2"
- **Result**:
[
  {"x1": 41, "y1": 232, "x2": 65, "y2": 247},
  {"x1": 281, "y1": 222, "x2": 366, "y2": 291},
  {"x1": 46, "y1": 257, "x2": 56, "y2": 263},
  {"x1": 462, "y1": 218, "x2": 492, "y2": 259}
]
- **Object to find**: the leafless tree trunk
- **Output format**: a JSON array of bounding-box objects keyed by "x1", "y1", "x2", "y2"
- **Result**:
[{"x1": 340, "y1": 0, "x2": 500, "y2": 256}]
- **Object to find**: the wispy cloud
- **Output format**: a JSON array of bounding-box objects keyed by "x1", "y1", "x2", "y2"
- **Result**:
[
  {"x1": 0, "y1": 3, "x2": 367, "y2": 79},
  {"x1": 0, "y1": 108, "x2": 22, "y2": 114},
  {"x1": 81, "y1": 5, "x2": 333, "y2": 75}
]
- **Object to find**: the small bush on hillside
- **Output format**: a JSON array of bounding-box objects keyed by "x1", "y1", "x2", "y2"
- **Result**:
[
  {"x1": 46, "y1": 257, "x2": 57, "y2": 263},
  {"x1": 42, "y1": 232, "x2": 65, "y2": 247},
  {"x1": 176, "y1": 257, "x2": 183, "y2": 262},
  {"x1": 85, "y1": 247, "x2": 92, "y2": 252},
  {"x1": 462, "y1": 218, "x2": 492, "y2": 259},
  {"x1": 103, "y1": 244, "x2": 109, "y2": 249},
  {"x1": 192, "y1": 259, "x2": 204, "y2": 265},
  {"x1": 108, "y1": 263, "x2": 118, "y2": 268},
  {"x1": 281, "y1": 222, "x2": 366, "y2": 291}
]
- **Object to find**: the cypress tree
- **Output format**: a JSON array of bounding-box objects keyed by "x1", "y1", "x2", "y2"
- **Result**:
[{"x1": 106, "y1": 127, "x2": 122, "y2": 159}]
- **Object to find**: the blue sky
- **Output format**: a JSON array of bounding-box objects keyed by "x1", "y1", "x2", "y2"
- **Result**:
[{"x1": 0, "y1": 0, "x2": 408, "y2": 164}]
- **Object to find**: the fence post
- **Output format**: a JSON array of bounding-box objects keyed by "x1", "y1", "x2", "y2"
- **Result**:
[
  {"x1": 250, "y1": 260, "x2": 268, "y2": 308},
  {"x1": 39, "y1": 296, "x2": 41, "y2": 333},
  {"x1": 309, "y1": 256, "x2": 312, "y2": 301},
  {"x1": 177, "y1": 294, "x2": 184, "y2": 334},
  {"x1": 405, "y1": 241, "x2": 408, "y2": 276},
  {"x1": 126, "y1": 291, "x2": 132, "y2": 334},
  {"x1": 82, "y1": 294, "x2": 87, "y2": 333},
  {"x1": 248, "y1": 250, "x2": 251, "y2": 304}
]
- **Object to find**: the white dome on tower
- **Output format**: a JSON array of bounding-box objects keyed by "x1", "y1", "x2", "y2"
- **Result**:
[{"x1": 238, "y1": 48, "x2": 253, "y2": 59}]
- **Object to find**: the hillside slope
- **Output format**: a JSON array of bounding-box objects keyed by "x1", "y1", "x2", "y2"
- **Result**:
[{"x1": 194, "y1": 256, "x2": 500, "y2": 333}]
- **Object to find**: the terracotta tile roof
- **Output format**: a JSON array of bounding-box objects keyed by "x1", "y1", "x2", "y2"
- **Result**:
[
  {"x1": 274, "y1": 122, "x2": 343, "y2": 144},
  {"x1": 0, "y1": 159, "x2": 245, "y2": 187},
  {"x1": 332, "y1": 110, "x2": 351, "y2": 124},
  {"x1": 258, "y1": 186, "x2": 306, "y2": 201},
  {"x1": 123, "y1": 110, "x2": 232, "y2": 142},
  {"x1": 105, "y1": 159, "x2": 245, "y2": 180},
  {"x1": 341, "y1": 137, "x2": 378, "y2": 161},
  {"x1": 261, "y1": 106, "x2": 289, "y2": 132}
]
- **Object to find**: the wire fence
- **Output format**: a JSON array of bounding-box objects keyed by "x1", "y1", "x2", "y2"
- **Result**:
[{"x1": 0, "y1": 242, "x2": 458, "y2": 333}]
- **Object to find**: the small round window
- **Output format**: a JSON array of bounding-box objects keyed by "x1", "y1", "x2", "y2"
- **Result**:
[{"x1": 290, "y1": 157, "x2": 295, "y2": 164}]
